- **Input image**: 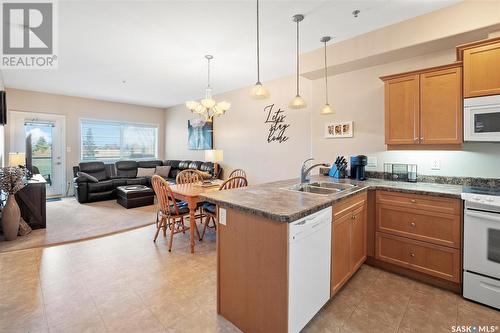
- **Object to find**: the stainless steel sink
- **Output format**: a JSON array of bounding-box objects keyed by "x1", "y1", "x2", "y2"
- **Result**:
[
  {"x1": 284, "y1": 182, "x2": 357, "y2": 196},
  {"x1": 308, "y1": 182, "x2": 357, "y2": 191}
]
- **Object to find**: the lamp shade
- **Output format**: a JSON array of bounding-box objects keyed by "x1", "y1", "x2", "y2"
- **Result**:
[
  {"x1": 205, "y1": 149, "x2": 223, "y2": 163},
  {"x1": 289, "y1": 95, "x2": 307, "y2": 109},
  {"x1": 9, "y1": 152, "x2": 25, "y2": 167},
  {"x1": 320, "y1": 104, "x2": 335, "y2": 115}
]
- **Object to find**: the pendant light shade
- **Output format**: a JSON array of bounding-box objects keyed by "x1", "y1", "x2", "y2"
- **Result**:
[
  {"x1": 289, "y1": 14, "x2": 306, "y2": 109},
  {"x1": 250, "y1": 0, "x2": 270, "y2": 99},
  {"x1": 320, "y1": 36, "x2": 335, "y2": 115}
]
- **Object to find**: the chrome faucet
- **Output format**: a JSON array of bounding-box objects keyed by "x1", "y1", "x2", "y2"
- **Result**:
[{"x1": 300, "y1": 158, "x2": 330, "y2": 184}]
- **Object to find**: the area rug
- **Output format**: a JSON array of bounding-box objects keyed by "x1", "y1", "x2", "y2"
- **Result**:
[{"x1": 0, "y1": 197, "x2": 157, "y2": 253}]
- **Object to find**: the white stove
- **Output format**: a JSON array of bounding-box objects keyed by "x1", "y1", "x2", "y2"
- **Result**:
[{"x1": 462, "y1": 187, "x2": 500, "y2": 310}]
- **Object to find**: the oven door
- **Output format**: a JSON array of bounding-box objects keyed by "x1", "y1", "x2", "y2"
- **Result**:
[
  {"x1": 464, "y1": 209, "x2": 500, "y2": 279},
  {"x1": 464, "y1": 95, "x2": 500, "y2": 142}
]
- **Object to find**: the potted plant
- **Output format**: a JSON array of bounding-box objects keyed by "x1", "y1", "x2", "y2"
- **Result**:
[{"x1": 0, "y1": 167, "x2": 28, "y2": 241}]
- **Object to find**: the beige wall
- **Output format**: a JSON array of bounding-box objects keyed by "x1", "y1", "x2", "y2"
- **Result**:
[
  {"x1": 165, "y1": 75, "x2": 312, "y2": 184},
  {"x1": 5, "y1": 88, "x2": 165, "y2": 193}
]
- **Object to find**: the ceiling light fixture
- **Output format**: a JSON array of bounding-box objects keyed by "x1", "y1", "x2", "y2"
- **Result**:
[
  {"x1": 320, "y1": 36, "x2": 335, "y2": 115},
  {"x1": 289, "y1": 14, "x2": 306, "y2": 109},
  {"x1": 185, "y1": 55, "x2": 230, "y2": 122},
  {"x1": 250, "y1": 0, "x2": 269, "y2": 99}
]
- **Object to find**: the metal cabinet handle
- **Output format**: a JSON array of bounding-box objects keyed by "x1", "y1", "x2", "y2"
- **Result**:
[
  {"x1": 410, "y1": 222, "x2": 416, "y2": 227},
  {"x1": 410, "y1": 253, "x2": 415, "y2": 257},
  {"x1": 410, "y1": 199, "x2": 417, "y2": 203}
]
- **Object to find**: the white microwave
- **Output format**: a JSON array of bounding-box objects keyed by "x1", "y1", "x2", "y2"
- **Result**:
[{"x1": 464, "y1": 95, "x2": 500, "y2": 142}]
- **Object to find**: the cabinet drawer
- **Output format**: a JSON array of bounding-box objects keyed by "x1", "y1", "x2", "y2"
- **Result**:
[
  {"x1": 376, "y1": 191, "x2": 461, "y2": 216},
  {"x1": 376, "y1": 232, "x2": 461, "y2": 283},
  {"x1": 333, "y1": 191, "x2": 367, "y2": 220},
  {"x1": 377, "y1": 204, "x2": 461, "y2": 248}
]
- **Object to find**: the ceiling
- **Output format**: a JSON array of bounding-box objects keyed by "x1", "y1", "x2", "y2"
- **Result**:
[{"x1": 2, "y1": 0, "x2": 458, "y2": 108}]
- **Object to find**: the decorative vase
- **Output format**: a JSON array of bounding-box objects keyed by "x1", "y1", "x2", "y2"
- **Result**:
[{"x1": 2, "y1": 194, "x2": 20, "y2": 241}]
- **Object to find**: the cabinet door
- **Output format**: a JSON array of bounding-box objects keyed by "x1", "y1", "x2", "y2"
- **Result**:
[
  {"x1": 350, "y1": 206, "x2": 366, "y2": 272},
  {"x1": 384, "y1": 75, "x2": 420, "y2": 145},
  {"x1": 420, "y1": 67, "x2": 463, "y2": 144},
  {"x1": 331, "y1": 212, "x2": 351, "y2": 296},
  {"x1": 463, "y1": 42, "x2": 500, "y2": 98}
]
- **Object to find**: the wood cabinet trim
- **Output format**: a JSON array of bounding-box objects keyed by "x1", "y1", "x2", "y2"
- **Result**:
[
  {"x1": 379, "y1": 62, "x2": 462, "y2": 82},
  {"x1": 463, "y1": 41, "x2": 500, "y2": 98},
  {"x1": 333, "y1": 191, "x2": 367, "y2": 220},
  {"x1": 376, "y1": 190, "x2": 461, "y2": 216},
  {"x1": 456, "y1": 36, "x2": 500, "y2": 60}
]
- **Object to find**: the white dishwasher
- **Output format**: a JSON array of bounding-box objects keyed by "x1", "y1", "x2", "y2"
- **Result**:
[{"x1": 288, "y1": 207, "x2": 332, "y2": 333}]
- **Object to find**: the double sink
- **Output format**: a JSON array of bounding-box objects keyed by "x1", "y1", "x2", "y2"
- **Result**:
[{"x1": 286, "y1": 181, "x2": 357, "y2": 196}]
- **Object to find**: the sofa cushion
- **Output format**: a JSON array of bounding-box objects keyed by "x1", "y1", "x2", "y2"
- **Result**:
[
  {"x1": 88, "y1": 179, "x2": 115, "y2": 193},
  {"x1": 188, "y1": 161, "x2": 203, "y2": 170},
  {"x1": 76, "y1": 171, "x2": 99, "y2": 183},
  {"x1": 200, "y1": 162, "x2": 214, "y2": 175},
  {"x1": 178, "y1": 160, "x2": 192, "y2": 170},
  {"x1": 138, "y1": 160, "x2": 163, "y2": 169},
  {"x1": 79, "y1": 162, "x2": 109, "y2": 181},
  {"x1": 155, "y1": 166, "x2": 171, "y2": 178},
  {"x1": 137, "y1": 167, "x2": 155, "y2": 178},
  {"x1": 116, "y1": 160, "x2": 138, "y2": 178}
]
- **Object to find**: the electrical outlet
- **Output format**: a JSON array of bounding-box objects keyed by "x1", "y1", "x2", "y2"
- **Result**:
[
  {"x1": 219, "y1": 208, "x2": 227, "y2": 226},
  {"x1": 431, "y1": 159, "x2": 441, "y2": 170}
]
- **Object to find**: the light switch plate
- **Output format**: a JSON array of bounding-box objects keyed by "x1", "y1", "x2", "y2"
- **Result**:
[{"x1": 218, "y1": 208, "x2": 227, "y2": 226}]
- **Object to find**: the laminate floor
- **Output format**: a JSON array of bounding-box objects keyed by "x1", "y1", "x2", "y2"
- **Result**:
[{"x1": 0, "y1": 224, "x2": 498, "y2": 333}]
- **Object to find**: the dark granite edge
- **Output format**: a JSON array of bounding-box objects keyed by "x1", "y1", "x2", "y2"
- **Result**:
[{"x1": 202, "y1": 187, "x2": 370, "y2": 223}]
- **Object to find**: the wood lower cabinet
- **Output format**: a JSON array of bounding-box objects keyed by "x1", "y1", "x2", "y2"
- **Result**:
[
  {"x1": 381, "y1": 63, "x2": 463, "y2": 147},
  {"x1": 457, "y1": 37, "x2": 500, "y2": 98},
  {"x1": 331, "y1": 192, "x2": 367, "y2": 296},
  {"x1": 375, "y1": 190, "x2": 462, "y2": 284}
]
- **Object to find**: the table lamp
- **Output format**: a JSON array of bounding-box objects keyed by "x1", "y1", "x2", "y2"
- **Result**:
[
  {"x1": 9, "y1": 152, "x2": 26, "y2": 167},
  {"x1": 205, "y1": 149, "x2": 223, "y2": 178}
]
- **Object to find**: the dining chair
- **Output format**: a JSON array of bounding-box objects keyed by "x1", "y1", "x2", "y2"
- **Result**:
[
  {"x1": 151, "y1": 175, "x2": 200, "y2": 251},
  {"x1": 176, "y1": 169, "x2": 203, "y2": 184},
  {"x1": 200, "y1": 176, "x2": 248, "y2": 240},
  {"x1": 228, "y1": 168, "x2": 247, "y2": 179}
]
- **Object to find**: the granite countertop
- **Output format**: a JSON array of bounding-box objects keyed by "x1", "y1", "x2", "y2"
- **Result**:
[{"x1": 200, "y1": 175, "x2": 464, "y2": 223}]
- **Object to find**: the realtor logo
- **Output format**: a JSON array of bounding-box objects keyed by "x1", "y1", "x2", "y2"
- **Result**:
[{"x1": 1, "y1": 1, "x2": 58, "y2": 68}]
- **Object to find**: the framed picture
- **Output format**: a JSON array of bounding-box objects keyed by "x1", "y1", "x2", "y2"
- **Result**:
[
  {"x1": 188, "y1": 119, "x2": 213, "y2": 150},
  {"x1": 325, "y1": 121, "x2": 353, "y2": 139}
]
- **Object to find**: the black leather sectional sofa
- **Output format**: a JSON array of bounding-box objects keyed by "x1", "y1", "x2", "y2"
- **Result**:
[{"x1": 73, "y1": 160, "x2": 220, "y2": 203}]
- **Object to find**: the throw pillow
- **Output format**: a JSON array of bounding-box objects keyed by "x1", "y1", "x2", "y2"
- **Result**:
[
  {"x1": 198, "y1": 171, "x2": 212, "y2": 179},
  {"x1": 155, "y1": 165, "x2": 171, "y2": 178},
  {"x1": 137, "y1": 167, "x2": 155, "y2": 178},
  {"x1": 77, "y1": 171, "x2": 99, "y2": 183}
]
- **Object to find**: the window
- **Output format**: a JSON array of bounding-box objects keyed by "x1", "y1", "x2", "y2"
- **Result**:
[{"x1": 80, "y1": 120, "x2": 158, "y2": 161}]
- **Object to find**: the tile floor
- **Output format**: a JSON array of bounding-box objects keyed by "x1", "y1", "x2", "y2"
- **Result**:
[{"x1": 0, "y1": 224, "x2": 499, "y2": 333}]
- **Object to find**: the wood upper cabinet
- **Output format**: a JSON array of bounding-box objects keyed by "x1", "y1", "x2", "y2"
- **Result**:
[
  {"x1": 381, "y1": 63, "x2": 463, "y2": 146},
  {"x1": 457, "y1": 38, "x2": 500, "y2": 98},
  {"x1": 420, "y1": 67, "x2": 462, "y2": 144},
  {"x1": 331, "y1": 192, "x2": 367, "y2": 296},
  {"x1": 384, "y1": 75, "x2": 420, "y2": 145}
]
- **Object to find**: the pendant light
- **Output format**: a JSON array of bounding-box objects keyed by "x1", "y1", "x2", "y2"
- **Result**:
[
  {"x1": 289, "y1": 14, "x2": 306, "y2": 109},
  {"x1": 250, "y1": 0, "x2": 270, "y2": 99},
  {"x1": 185, "y1": 55, "x2": 231, "y2": 122},
  {"x1": 320, "y1": 36, "x2": 335, "y2": 115}
]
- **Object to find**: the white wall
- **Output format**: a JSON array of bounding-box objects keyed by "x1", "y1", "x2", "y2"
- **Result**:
[
  {"x1": 5, "y1": 89, "x2": 166, "y2": 193},
  {"x1": 310, "y1": 48, "x2": 500, "y2": 178},
  {"x1": 165, "y1": 75, "x2": 312, "y2": 184}
]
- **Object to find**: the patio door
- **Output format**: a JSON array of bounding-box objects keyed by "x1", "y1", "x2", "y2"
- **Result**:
[{"x1": 9, "y1": 111, "x2": 66, "y2": 197}]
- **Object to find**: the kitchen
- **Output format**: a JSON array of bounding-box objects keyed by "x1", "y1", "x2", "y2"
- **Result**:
[{"x1": 201, "y1": 36, "x2": 500, "y2": 333}]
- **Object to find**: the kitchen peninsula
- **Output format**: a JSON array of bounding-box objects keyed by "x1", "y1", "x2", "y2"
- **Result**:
[{"x1": 202, "y1": 176, "x2": 464, "y2": 333}]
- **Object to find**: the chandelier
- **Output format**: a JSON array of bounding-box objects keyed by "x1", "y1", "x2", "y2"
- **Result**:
[{"x1": 185, "y1": 55, "x2": 230, "y2": 122}]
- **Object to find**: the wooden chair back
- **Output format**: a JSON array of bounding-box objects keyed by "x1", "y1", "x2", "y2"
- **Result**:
[
  {"x1": 176, "y1": 169, "x2": 202, "y2": 184},
  {"x1": 151, "y1": 175, "x2": 180, "y2": 216},
  {"x1": 219, "y1": 176, "x2": 248, "y2": 190},
  {"x1": 229, "y1": 168, "x2": 247, "y2": 179}
]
